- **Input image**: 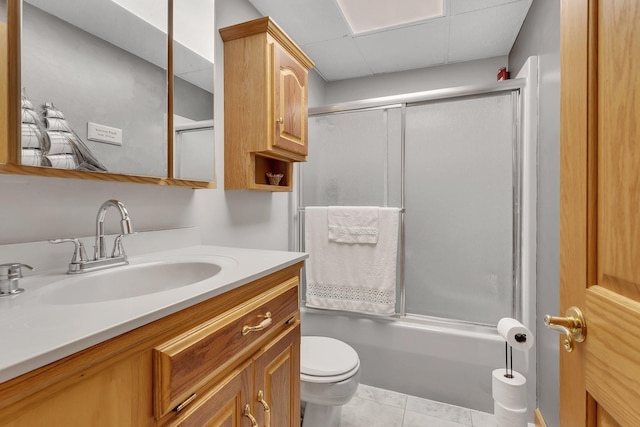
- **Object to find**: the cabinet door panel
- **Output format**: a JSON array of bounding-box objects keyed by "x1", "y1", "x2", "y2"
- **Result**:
[
  {"x1": 168, "y1": 362, "x2": 252, "y2": 427},
  {"x1": 2, "y1": 352, "x2": 154, "y2": 427},
  {"x1": 274, "y1": 45, "x2": 308, "y2": 157},
  {"x1": 253, "y1": 324, "x2": 301, "y2": 427},
  {"x1": 154, "y1": 278, "x2": 299, "y2": 417}
]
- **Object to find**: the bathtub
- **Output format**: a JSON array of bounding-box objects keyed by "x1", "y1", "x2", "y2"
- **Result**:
[{"x1": 300, "y1": 306, "x2": 536, "y2": 415}]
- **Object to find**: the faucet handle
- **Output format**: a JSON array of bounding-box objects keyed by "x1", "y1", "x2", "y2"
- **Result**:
[
  {"x1": 111, "y1": 235, "x2": 126, "y2": 258},
  {"x1": 49, "y1": 238, "x2": 89, "y2": 264}
]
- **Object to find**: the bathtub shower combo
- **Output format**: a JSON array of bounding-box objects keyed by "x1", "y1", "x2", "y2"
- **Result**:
[{"x1": 295, "y1": 77, "x2": 537, "y2": 414}]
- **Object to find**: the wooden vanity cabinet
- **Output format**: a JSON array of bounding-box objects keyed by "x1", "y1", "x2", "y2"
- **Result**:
[
  {"x1": 220, "y1": 17, "x2": 314, "y2": 192},
  {"x1": 165, "y1": 324, "x2": 300, "y2": 427},
  {"x1": 0, "y1": 263, "x2": 303, "y2": 427}
]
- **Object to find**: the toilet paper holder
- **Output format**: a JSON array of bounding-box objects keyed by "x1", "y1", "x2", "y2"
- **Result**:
[{"x1": 544, "y1": 306, "x2": 586, "y2": 352}]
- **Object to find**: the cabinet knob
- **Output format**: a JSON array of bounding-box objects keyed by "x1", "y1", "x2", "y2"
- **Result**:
[
  {"x1": 243, "y1": 404, "x2": 258, "y2": 427},
  {"x1": 258, "y1": 390, "x2": 271, "y2": 427},
  {"x1": 277, "y1": 117, "x2": 284, "y2": 125},
  {"x1": 242, "y1": 312, "x2": 273, "y2": 335},
  {"x1": 173, "y1": 393, "x2": 197, "y2": 412}
]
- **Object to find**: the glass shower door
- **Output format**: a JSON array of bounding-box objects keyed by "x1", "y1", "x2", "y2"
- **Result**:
[
  {"x1": 302, "y1": 107, "x2": 402, "y2": 208},
  {"x1": 404, "y1": 93, "x2": 517, "y2": 325}
]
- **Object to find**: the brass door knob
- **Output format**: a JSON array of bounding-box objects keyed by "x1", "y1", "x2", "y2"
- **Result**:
[{"x1": 544, "y1": 306, "x2": 586, "y2": 352}]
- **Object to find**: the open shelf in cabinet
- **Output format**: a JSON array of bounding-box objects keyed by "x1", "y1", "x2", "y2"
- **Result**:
[{"x1": 252, "y1": 154, "x2": 292, "y2": 192}]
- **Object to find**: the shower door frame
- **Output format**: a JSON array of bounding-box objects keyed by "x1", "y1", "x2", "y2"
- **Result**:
[{"x1": 295, "y1": 79, "x2": 527, "y2": 327}]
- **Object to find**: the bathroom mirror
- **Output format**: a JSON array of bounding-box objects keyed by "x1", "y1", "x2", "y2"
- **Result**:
[
  {"x1": 0, "y1": 0, "x2": 215, "y2": 187},
  {"x1": 20, "y1": 0, "x2": 169, "y2": 177},
  {"x1": 173, "y1": 0, "x2": 215, "y2": 182}
]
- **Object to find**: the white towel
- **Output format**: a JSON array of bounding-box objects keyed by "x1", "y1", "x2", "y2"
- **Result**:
[
  {"x1": 328, "y1": 206, "x2": 379, "y2": 244},
  {"x1": 305, "y1": 206, "x2": 400, "y2": 315}
]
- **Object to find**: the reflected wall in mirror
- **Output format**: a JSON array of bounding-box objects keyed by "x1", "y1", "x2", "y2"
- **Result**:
[
  {"x1": 20, "y1": 0, "x2": 169, "y2": 178},
  {"x1": 0, "y1": 0, "x2": 7, "y2": 159},
  {"x1": 173, "y1": 0, "x2": 215, "y2": 182}
]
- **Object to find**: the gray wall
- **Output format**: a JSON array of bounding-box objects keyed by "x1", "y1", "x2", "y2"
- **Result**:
[
  {"x1": 323, "y1": 56, "x2": 507, "y2": 105},
  {"x1": 174, "y1": 77, "x2": 214, "y2": 121},
  {"x1": 509, "y1": 1, "x2": 561, "y2": 426},
  {"x1": 22, "y1": 3, "x2": 168, "y2": 177}
]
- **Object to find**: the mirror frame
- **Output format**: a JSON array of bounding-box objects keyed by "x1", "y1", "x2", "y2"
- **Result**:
[{"x1": 0, "y1": 0, "x2": 215, "y2": 188}]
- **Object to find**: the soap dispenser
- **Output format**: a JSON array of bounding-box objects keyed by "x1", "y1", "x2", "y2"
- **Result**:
[{"x1": 0, "y1": 263, "x2": 34, "y2": 296}]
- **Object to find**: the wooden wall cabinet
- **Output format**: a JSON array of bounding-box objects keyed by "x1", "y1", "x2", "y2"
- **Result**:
[
  {"x1": 0, "y1": 263, "x2": 303, "y2": 427},
  {"x1": 220, "y1": 17, "x2": 314, "y2": 192}
]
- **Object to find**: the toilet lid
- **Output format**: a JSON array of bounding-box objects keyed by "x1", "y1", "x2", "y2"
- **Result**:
[{"x1": 301, "y1": 336, "x2": 359, "y2": 377}]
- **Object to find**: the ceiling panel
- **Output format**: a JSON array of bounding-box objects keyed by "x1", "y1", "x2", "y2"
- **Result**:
[
  {"x1": 301, "y1": 37, "x2": 373, "y2": 81},
  {"x1": 354, "y1": 19, "x2": 448, "y2": 74},
  {"x1": 448, "y1": 0, "x2": 531, "y2": 63},
  {"x1": 450, "y1": 0, "x2": 521, "y2": 16},
  {"x1": 248, "y1": 0, "x2": 351, "y2": 45},
  {"x1": 246, "y1": 0, "x2": 533, "y2": 82}
]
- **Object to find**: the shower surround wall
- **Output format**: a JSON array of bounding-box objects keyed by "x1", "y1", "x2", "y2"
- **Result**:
[{"x1": 298, "y1": 67, "x2": 538, "y2": 415}]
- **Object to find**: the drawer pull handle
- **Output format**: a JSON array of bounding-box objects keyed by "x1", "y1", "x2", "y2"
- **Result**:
[
  {"x1": 258, "y1": 390, "x2": 271, "y2": 427},
  {"x1": 174, "y1": 393, "x2": 197, "y2": 412},
  {"x1": 243, "y1": 312, "x2": 272, "y2": 335},
  {"x1": 243, "y1": 404, "x2": 258, "y2": 427}
]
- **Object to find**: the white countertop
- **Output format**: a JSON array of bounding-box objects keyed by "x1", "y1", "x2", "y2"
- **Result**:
[{"x1": 0, "y1": 245, "x2": 307, "y2": 384}]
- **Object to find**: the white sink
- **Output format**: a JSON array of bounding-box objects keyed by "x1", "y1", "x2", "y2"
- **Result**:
[{"x1": 38, "y1": 259, "x2": 230, "y2": 305}]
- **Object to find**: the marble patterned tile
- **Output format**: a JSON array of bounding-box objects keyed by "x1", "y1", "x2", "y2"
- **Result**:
[
  {"x1": 356, "y1": 384, "x2": 408, "y2": 409},
  {"x1": 340, "y1": 396, "x2": 405, "y2": 427},
  {"x1": 405, "y1": 396, "x2": 473, "y2": 425},
  {"x1": 470, "y1": 410, "x2": 537, "y2": 427},
  {"x1": 470, "y1": 410, "x2": 496, "y2": 427},
  {"x1": 403, "y1": 410, "x2": 470, "y2": 427}
]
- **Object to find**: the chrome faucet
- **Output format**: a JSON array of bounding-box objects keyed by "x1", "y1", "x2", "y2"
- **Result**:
[
  {"x1": 50, "y1": 199, "x2": 135, "y2": 274},
  {"x1": 95, "y1": 200, "x2": 134, "y2": 260}
]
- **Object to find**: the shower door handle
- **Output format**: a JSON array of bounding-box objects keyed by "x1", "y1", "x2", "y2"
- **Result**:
[{"x1": 544, "y1": 306, "x2": 586, "y2": 352}]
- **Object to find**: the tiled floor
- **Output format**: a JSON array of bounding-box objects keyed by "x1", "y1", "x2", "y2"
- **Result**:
[{"x1": 338, "y1": 384, "x2": 535, "y2": 427}]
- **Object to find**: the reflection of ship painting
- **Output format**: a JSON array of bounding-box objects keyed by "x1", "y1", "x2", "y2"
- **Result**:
[
  {"x1": 20, "y1": 94, "x2": 108, "y2": 172},
  {"x1": 20, "y1": 95, "x2": 46, "y2": 167}
]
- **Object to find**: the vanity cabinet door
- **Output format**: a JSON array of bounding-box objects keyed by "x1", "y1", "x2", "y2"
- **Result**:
[
  {"x1": 164, "y1": 361, "x2": 252, "y2": 427},
  {"x1": 253, "y1": 323, "x2": 301, "y2": 427},
  {"x1": 0, "y1": 352, "x2": 155, "y2": 427},
  {"x1": 272, "y1": 43, "x2": 308, "y2": 158},
  {"x1": 153, "y1": 276, "x2": 299, "y2": 418}
]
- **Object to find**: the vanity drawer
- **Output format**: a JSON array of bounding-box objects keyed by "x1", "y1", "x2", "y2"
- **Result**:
[{"x1": 153, "y1": 276, "x2": 299, "y2": 418}]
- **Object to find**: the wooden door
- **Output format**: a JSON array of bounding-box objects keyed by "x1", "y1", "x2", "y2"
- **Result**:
[
  {"x1": 560, "y1": 0, "x2": 640, "y2": 425},
  {"x1": 253, "y1": 324, "x2": 300, "y2": 427},
  {"x1": 273, "y1": 43, "x2": 308, "y2": 157}
]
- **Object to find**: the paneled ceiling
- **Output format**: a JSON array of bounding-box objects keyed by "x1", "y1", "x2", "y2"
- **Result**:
[{"x1": 247, "y1": 0, "x2": 533, "y2": 82}]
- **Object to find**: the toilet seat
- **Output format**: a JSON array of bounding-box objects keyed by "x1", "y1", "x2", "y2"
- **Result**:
[{"x1": 301, "y1": 336, "x2": 360, "y2": 383}]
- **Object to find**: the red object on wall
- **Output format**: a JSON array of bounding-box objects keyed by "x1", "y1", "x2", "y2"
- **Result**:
[{"x1": 497, "y1": 67, "x2": 509, "y2": 80}]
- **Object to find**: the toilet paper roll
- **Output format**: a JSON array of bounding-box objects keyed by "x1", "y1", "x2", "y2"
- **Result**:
[
  {"x1": 494, "y1": 400, "x2": 527, "y2": 427},
  {"x1": 492, "y1": 368, "x2": 527, "y2": 410},
  {"x1": 497, "y1": 317, "x2": 534, "y2": 350}
]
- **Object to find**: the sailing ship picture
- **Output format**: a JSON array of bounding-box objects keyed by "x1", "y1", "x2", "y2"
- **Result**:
[{"x1": 20, "y1": 92, "x2": 108, "y2": 172}]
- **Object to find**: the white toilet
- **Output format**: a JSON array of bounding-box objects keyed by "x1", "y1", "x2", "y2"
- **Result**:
[{"x1": 300, "y1": 336, "x2": 361, "y2": 427}]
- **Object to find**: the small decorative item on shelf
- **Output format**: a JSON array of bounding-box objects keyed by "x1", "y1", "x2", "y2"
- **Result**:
[{"x1": 266, "y1": 172, "x2": 283, "y2": 186}]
